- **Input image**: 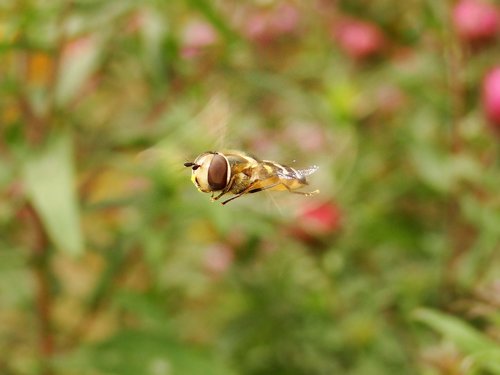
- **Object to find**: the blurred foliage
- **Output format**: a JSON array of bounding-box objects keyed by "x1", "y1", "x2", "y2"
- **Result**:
[{"x1": 1, "y1": 0, "x2": 500, "y2": 374}]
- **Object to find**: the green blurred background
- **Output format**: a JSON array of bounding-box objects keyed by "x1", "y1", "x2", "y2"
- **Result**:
[{"x1": 1, "y1": 0, "x2": 500, "y2": 374}]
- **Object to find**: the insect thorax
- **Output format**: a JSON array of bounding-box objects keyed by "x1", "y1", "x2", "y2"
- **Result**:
[{"x1": 228, "y1": 170, "x2": 253, "y2": 194}]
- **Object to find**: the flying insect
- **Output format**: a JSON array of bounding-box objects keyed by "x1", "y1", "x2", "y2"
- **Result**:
[{"x1": 184, "y1": 150, "x2": 319, "y2": 205}]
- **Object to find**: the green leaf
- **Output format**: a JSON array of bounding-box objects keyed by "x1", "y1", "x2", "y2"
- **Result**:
[
  {"x1": 23, "y1": 132, "x2": 83, "y2": 256},
  {"x1": 414, "y1": 308, "x2": 497, "y2": 352},
  {"x1": 415, "y1": 309, "x2": 500, "y2": 373}
]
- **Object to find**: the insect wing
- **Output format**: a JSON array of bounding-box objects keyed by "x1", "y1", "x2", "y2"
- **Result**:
[
  {"x1": 297, "y1": 165, "x2": 319, "y2": 177},
  {"x1": 276, "y1": 165, "x2": 319, "y2": 180}
]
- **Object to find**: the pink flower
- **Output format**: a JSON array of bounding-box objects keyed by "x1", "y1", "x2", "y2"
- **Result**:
[
  {"x1": 269, "y1": 4, "x2": 300, "y2": 36},
  {"x1": 483, "y1": 67, "x2": 500, "y2": 132},
  {"x1": 453, "y1": 0, "x2": 499, "y2": 43},
  {"x1": 333, "y1": 20, "x2": 384, "y2": 60},
  {"x1": 244, "y1": 11, "x2": 271, "y2": 43},
  {"x1": 243, "y1": 3, "x2": 301, "y2": 44},
  {"x1": 181, "y1": 20, "x2": 218, "y2": 59}
]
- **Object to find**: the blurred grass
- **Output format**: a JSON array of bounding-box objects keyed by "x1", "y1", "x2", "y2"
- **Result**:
[{"x1": 1, "y1": 0, "x2": 500, "y2": 375}]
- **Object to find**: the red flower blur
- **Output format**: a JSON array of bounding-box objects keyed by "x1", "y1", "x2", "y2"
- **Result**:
[
  {"x1": 291, "y1": 200, "x2": 342, "y2": 245},
  {"x1": 452, "y1": 0, "x2": 499, "y2": 43},
  {"x1": 333, "y1": 19, "x2": 385, "y2": 60},
  {"x1": 483, "y1": 67, "x2": 500, "y2": 133}
]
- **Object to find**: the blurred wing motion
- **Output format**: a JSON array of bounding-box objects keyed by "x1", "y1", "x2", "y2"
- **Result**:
[
  {"x1": 137, "y1": 94, "x2": 233, "y2": 175},
  {"x1": 184, "y1": 150, "x2": 319, "y2": 205}
]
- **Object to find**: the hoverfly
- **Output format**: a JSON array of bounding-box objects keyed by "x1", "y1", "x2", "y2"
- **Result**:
[{"x1": 184, "y1": 150, "x2": 319, "y2": 205}]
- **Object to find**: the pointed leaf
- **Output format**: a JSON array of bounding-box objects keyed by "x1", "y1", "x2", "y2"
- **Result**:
[
  {"x1": 414, "y1": 308, "x2": 498, "y2": 353},
  {"x1": 23, "y1": 133, "x2": 83, "y2": 256}
]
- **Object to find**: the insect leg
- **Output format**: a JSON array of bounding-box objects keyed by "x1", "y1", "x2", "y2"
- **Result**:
[
  {"x1": 212, "y1": 189, "x2": 229, "y2": 201},
  {"x1": 212, "y1": 190, "x2": 226, "y2": 201},
  {"x1": 212, "y1": 174, "x2": 237, "y2": 201},
  {"x1": 281, "y1": 183, "x2": 319, "y2": 196},
  {"x1": 221, "y1": 181, "x2": 282, "y2": 205},
  {"x1": 249, "y1": 180, "x2": 318, "y2": 196},
  {"x1": 248, "y1": 183, "x2": 282, "y2": 194}
]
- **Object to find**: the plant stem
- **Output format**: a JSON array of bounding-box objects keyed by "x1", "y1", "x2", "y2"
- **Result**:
[{"x1": 26, "y1": 204, "x2": 54, "y2": 375}]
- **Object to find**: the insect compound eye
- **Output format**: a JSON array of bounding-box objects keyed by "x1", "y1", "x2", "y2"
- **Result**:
[{"x1": 207, "y1": 154, "x2": 228, "y2": 190}]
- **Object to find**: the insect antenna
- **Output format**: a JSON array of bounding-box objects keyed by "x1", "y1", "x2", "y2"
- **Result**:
[{"x1": 184, "y1": 162, "x2": 200, "y2": 170}]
